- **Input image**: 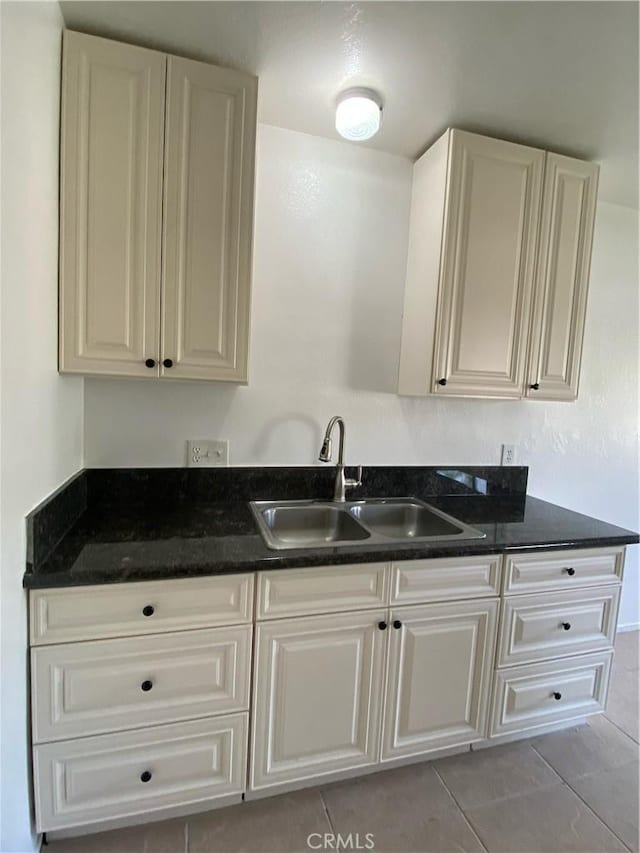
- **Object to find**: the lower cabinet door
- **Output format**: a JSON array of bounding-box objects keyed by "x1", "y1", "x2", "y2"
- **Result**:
[
  {"x1": 250, "y1": 610, "x2": 386, "y2": 790},
  {"x1": 490, "y1": 651, "x2": 612, "y2": 738},
  {"x1": 33, "y1": 714, "x2": 247, "y2": 832},
  {"x1": 381, "y1": 599, "x2": 499, "y2": 760}
]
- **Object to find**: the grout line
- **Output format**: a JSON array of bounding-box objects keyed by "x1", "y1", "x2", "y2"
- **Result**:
[
  {"x1": 602, "y1": 711, "x2": 640, "y2": 745},
  {"x1": 432, "y1": 764, "x2": 489, "y2": 853},
  {"x1": 184, "y1": 818, "x2": 189, "y2": 853},
  {"x1": 319, "y1": 790, "x2": 337, "y2": 835},
  {"x1": 560, "y1": 781, "x2": 633, "y2": 853}
]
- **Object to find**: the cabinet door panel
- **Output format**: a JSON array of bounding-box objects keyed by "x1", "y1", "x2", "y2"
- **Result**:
[
  {"x1": 250, "y1": 611, "x2": 386, "y2": 790},
  {"x1": 527, "y1": 155, "x2": 599, "y2": 400},
  {"x1": 382, "y1": 599, "x2": 498, "y2": 760},
  {"x1": 434, "y1": 131, "x2": 544, "y2": 397},
  {"x1": 59, "y1": 31, "x2": 164, "y2": 376},
  {"x1": 162, "y1": 56, "x2": 257, "y2": 382}
]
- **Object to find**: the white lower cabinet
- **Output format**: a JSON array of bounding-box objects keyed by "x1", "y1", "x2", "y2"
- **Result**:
[
  {"x1": 250, "y1": 610, "x2": 386, "y2": 790},
  {"x1": 490, "y1": 652, "x2": 612, "y2": 737},
  {"x1": 382, "y1": 600, "x2": 499, "y2": 760},
  {"x1": 34, "y1": 713, "x2": 247, "y2": 832}
]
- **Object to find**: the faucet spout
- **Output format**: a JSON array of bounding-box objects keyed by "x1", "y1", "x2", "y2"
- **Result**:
[{"x1": 318, "y1": 416, "x2": 362, "y2": 502}]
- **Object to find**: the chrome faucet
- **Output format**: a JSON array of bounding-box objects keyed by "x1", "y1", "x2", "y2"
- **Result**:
[{"x1": 318, "y1": 416, "x2": 362, "y2": 502}]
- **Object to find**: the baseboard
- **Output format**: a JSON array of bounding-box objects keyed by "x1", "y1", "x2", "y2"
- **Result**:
[{"x1": 617, "y1": 622, "x2": 640, "y2": 633}]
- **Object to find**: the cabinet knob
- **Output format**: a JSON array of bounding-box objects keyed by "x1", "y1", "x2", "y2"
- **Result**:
[
  {"x1": 530, "y1": 383, "x2": 540, "y2": 390},
  {"x1": 564, "y1": 567, "x2": 576, "y2": 577},
  {"x1": 163, "y1": 358, "x2": 173, "y2": 368},
  {"x1": 145, "y1": 358, "x2": 156, "y2": 368},
  {"x1": 561, "y1": 622, "x2": 571, "y2": 631},
  {"x1": 141, "y1": 680, "x2": 153, "y2": 692},
  {"x1": 142, "y1": 605, "x2": 154, "y2": 617},
  {"x1": 552, "y1": 691, "x2": 562, "y2": 701},
  {"x1": 140, "y1": 771, "x2": 152, "y2": 783},
  {"x1": 437, "y1": 378, "x2": 447, "y2": 386},
  {"x1": 393, "y1": 620, "x2": 402, "y2": 629},
  {"x1": 378, "y1": 621, "x2": 387, "y2": 631}
]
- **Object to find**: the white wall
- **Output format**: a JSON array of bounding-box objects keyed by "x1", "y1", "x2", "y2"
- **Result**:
[
  {"x1": 84, "y1": 124, "x2": 639, "y2": 627},
  {"x1": 0, "y1": 3, "x2": 84, "y2": 851}
]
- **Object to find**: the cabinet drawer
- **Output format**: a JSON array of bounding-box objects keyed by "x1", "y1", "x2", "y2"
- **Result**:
[
  {"x1": 32, "y1": 626, "x2": 251, "y2": 743},
  {"x1": 490, "y1": 652, "x2": 612, "y2": 738},
  {"x1": 390, "y1": 555, "x2": 501, "y2": 605},
  {"x1": 257, "y1": 563, "x2": 389, "y2": 619},
  {"x1": 504, "y1": 548, "x2": 624, "y2": 594},
  {"x1": 30, "y1": 574, "x2": 254, "y2": 644},
  {"x1": 497, "y1": 587, "x2": 620, "y2": 667},
  {"x1": 33, "y1": 713, "x2": 247, "y2": 832}
]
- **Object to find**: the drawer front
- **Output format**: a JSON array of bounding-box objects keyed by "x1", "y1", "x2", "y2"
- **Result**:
[
  {"x1": 497, "y1": 587, "x2": 620, "y2": 667},
  {"x1": 490, "y1": 652, "x2": 612, "y2": 737},
  {"x1": 257, "y1": 563, "x2": 389, "y2": 619},
  {"x1": 33, "y1": 713, "x2": 247, "y2": 832},
  {"x1": 390, "y1": 555, "x2": 501, "y2": 605},
  {"x1": 32, "y1": 626, "x2": 251, "y2": 743},
  {"x1": 504, "y1": 548, "x2": 624, "y2": 595},
  {"x1": 30, "y1": 574, "x2": 254, "y2": 644}
]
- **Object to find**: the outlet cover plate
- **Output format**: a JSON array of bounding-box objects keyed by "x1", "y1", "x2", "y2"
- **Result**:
[
  {"x1": 501, "y1": 444, "x2": 516, "y2": 466},
  {"x1": 187, "y1": 440, "x2": 229, "y2": 467}
]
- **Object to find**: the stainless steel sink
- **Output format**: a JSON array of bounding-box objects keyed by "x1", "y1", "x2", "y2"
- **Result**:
[
  {"x1": 349, "y1": 499, "x2": 466, "y2": 539},
  {"x1": 250, "y1": 497, "x2": 485, "y2": 551},
  {"x1": 257, "y1": 504, "x2": 371, "y2": 548}
]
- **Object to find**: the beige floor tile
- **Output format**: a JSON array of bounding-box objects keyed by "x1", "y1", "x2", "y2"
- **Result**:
[
  {"x1": 614, "y1": 631, "x2": 639, "y2": 672},
  {"x1": 187, "y1": 789, "x2": 331, "y2": 853},
  {"x1": 570, "y1": 760, "x2": 640, "y2": 852},
  {"x1": 606, "y1": 678, "x2": 640, "y2": 743},
  {"x1": 434, "y1": 742, "x2": 562, "y2": 810},
  {"x1": 321, "y1": 763, "x2": 484, "y2": 852},
  {"x1": 532, "y1": 714, "x2": 639, "y2": 781},
  {"x1": 464, "y1": 783, "x2": 627, "y2": 853},
  {"x1": 45, "y1": 818, "x2": 186, "y2": 853}
]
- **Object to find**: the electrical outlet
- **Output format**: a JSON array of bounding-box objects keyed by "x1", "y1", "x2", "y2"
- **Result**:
[
  {"x1": 187, "y1": 440, "x2": 229, "y2": 467},
  {"x1": 501, "y1": 444, "x2": 516, "y2": 466}
]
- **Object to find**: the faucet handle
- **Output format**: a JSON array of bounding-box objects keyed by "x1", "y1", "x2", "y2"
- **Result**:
[{"x1": 346, "y1": 465, "x2": 363, "y2": 488}]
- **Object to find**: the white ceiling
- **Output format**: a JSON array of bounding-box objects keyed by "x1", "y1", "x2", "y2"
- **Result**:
[{"x1": 60, "y1": 1, "x2": 639, "y2": 208}]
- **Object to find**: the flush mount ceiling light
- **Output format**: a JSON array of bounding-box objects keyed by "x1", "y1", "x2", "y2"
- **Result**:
[{"x1": 335, "y1": 88, "x2": 382, "y2": 141}]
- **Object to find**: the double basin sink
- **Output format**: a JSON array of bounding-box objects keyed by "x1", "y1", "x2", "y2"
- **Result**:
[{"x1": 250, "y1": 497, "x2": 486, "y2": 551}]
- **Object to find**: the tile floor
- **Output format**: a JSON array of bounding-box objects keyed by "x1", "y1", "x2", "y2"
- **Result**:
[{"x1": 47, "y1": 631, "x2": 639, "y2": 853}]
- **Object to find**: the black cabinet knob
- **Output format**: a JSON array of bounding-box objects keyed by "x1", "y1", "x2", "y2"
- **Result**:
[
  {"x1": 140, "y1": 771, "x2": 152, "y2": 783},
  {"x1": 438, "y1": 378, "x2": 447, "y2": 386},
  {"x1": 145, "y1": 358, "x2": 156, "y2": 368},
  {"x1": 552, "y1": 691, "x2": 562, "y2": 701},
  {"x1": 530, "y1": 382, "x2": 540, "y2": 390},
  {"x1": 162, "y1": 358, "x2": 173, "y2": 368},
  {"x1": 564, "y1": 567, "x2": 576, "y2": 576},
  {"x1": 141, "y1": 680, "x2": 153, "y2": 692},
  {"x1": 393, "y1": 620, "x2": 402, "y2": 629},
  {"x1": 378, "y1": 621, "x2": 387, "y2": 631},
  {"x1": 561, "y1": 622, "x2": 571, "y2": 631},
  {"x1": 142, "y1": 605, "x2": 154, "y2": 617}
]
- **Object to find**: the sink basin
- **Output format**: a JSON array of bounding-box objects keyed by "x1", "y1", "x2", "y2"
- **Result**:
[
  {"x1": 349, "y1": 500, "x2": 463, "y2": 539},
  {"x1": 257, "y1": 504, "x2": 371, "y2": 549},
  {"x1": 250, "y1": 497, "x2": 486, "y2": 551}
]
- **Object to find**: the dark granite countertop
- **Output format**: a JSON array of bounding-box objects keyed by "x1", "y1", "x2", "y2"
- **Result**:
[{"x1": 23, "y1": 485, "x2": 639, "y2": 589}]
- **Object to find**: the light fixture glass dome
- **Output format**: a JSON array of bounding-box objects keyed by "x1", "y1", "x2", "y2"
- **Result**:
[{"x1": 335, "y1": 88, "x2": 382, "y2": 141}]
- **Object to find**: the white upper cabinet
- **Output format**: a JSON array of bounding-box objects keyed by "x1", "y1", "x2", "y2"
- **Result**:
[
  {"x1": 59, "y1": 32, "x2": 257, "y2": 382},
  {"x1": 162, "y1": 57, "x2": 257, "y2": 382},
  {"x1": 59, "y1": 32, "x2": 165, "y2": 377},
  {"x1": 526, "y1": 154, "x2": 599, "y2": 400},
  {"x1": 398, "y1": 129, "x2": 599, "y2": 400}
]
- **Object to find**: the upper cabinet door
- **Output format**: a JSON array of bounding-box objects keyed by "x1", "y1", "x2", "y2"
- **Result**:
[
  {"x1": 433, "y1": 131, "x2": 545, "y2": 397},
  {"x1": 161, "y1": 57, "x2": 257, "y2": 382},
  {"x1": 527, "y1": 155, "x2": 599, "y2": 401},
  {"x1": 59, "y1": 31, "x2": 165, "y2": 377}
]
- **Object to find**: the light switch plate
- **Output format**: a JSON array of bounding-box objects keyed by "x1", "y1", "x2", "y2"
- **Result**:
[{"x1": 187, "y1": 440, "x2": 229, "y2": 467}]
